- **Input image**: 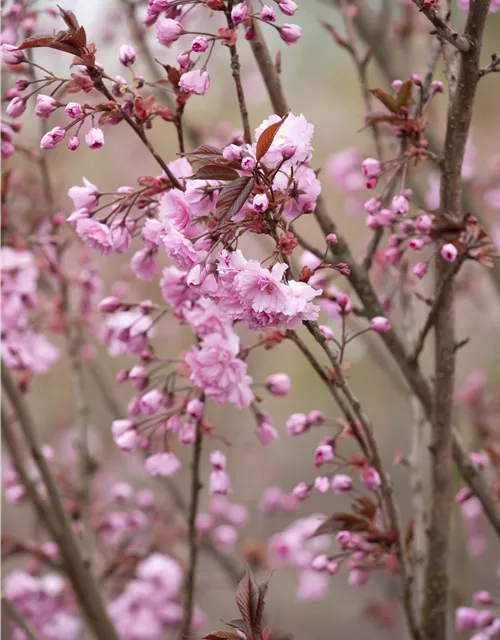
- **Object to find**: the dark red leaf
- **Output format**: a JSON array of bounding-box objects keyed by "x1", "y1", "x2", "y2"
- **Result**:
[
  {"x1": 215, "y1": 177, "x2": 254, "y2": 221},
  {"x1": 235, "y1": 566, "x2": 260, "y2": 636},
  {"x1": 369, "y1": 88, "x2": 398, "y2": 114},
  {"x1": 186, "y1": 144, "x2": 223, "y2": 157},
  {"x1": 256, "y1": 114, "x2": 289, "y2": 162},
  {"x1": 395, "y1": 80, "x2": 412, "y2": 111},
  {"x1": 190, "y1": 165, "x2": 240, "y2": 181},
  {"x1": 58, "y1": 6, "x2": 80, "y2": 31},
  {"x1": 204, "y1": 632, "x2": 242, "y2": 640},
  {"x1": 17, "y1": 36, "x2": 57, "y2": 50},
  {"x1": 312, "y1": 513, "x2": 369, "y2": 537}
]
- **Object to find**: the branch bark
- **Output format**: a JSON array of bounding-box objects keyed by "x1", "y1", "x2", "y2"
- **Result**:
[
  {"x1": 422, "y1": 3, "x2": 491, "y2": 637},
  {"x1": 409, "y1": 0, "x2": 472, "y2": 53}
]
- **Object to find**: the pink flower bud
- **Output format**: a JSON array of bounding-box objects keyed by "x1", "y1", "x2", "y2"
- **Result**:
[
  {"x1": 179, "y1": 69, "x2": 210, "y2": 96},
  {"x1": 370, "y1": 316, "x2": 392, "y2": 333},
  {"x1": 431, "y1": 80, "x2": 444, "y2": 93},
  {"x1": 281, "y1": 143, "x2": 297, "y2": 160},
  {"x1": 280, "y1": 24, "x2": 302, "y2": 45},
  {"x1": 195, "y1": 513, "x2": 214, "y2": 532},
  {"x1": 326, "y1": 233, "x2": 338, "y2": 244},
  {"x1": 99, "y1": 296, "x2": 122, "y2": 312},
  {"x1": 361, "y1": 467, "x2": 381, "y2": 490},
  {"x1": 278, "y1": 0, "x2": 298, "y2": 15},
  {"x1": 392, "y1": 194, "x2": 409, "y2": 216},
  {"x1": 231, "y1": 3, "x2": 249, "y2": 24},
  {"x1": 255, "y1": 420, "x2": 279, "y2": 445},
  {"x1": 412, "y1": 74, "x2": 422, "y2": 86},
  {"x1": 213, "y1": 524, "x2": 237, "y2": 551},
  {"x1": 473, "y1": 591, "x2": 494, "y2": 605},
  {"x1": 176, "y1": 50, "x2": 191, "y2": 69},
  {"x1": 286, "y1": 413, "x2": 309, "y2": 436},
  {"x1": 191, "y1": 36, "x2": 209, "y2": 53},
  {"x1": 35, "y1": 94, "x2": 58, "y2": 119},
  {"x1": 210, "y1": 450, "x2": 226, "y2": 470},
  {"x1": 315, "y1": 444, "x2": 334, "y2": 466},
  {"x1": 156, "y1": 18, "x2": 183, "y2": 47},
  {"x1": 326, "y1": 560, "x2": 339, "y2": 575},
  {"x1": 222, "y1": 144, "x2": 242, "y2": 161},
  {"x1": 331, "y1": 474, "x2": 352, "y2": 493},
  {"x1": 440, "y1": 243, "x2": 458, "y2": 263},
  {"x1": 409, "y1": 238, "x2": 424, "y2": 251},
  {"x1": 336, "y1": 291, "x2": 352, "y2": 315},
  {"x1": 111, "y1": 482, "x2": 133, "y2": 502},
  {"x1": 311, "y1": 554, "x2": 328, "y2": 571},
  {"x1": 416, "y1": 214, "x2": 433, "y2": 232},
  {"x1": 456, "y1": 607, "x2": 479, "y2": 632},
  {"x1": 6, "y1": 96, "x2": 26, "y2": 117},
  {"x1": 241, "y1": 157, "x2": 256, "y2": 171},
  {"x1": 266, "y1": 373, "x2": 290, "y2": 396},
  {"x1": 308, "y1": 410, "x2": 325, "y2": 425},
  {"x1": 392, "y1": 79, "x2": 403, "y2": 91},
  {"x1": 364, "y1": 197, "x2": 381, "y2": 214},
  {"x1": 314, "y1": 476, "x2": 330, "y2": 493},
  {"x1": 319, "y1": 325, "x2": 334, "y2": 340},
  {"x1": 85, "y1": 127, "x2": 104, "y2": 149},
  {"x1": 261, "y1": 5, "x2": 276, "y2": 21},
  {"x1": 348, "y1": 568, "x2": 370, "y2": 588},
  {"x1": 361, "y1": 157, "x2": 381, "y2": 180},
  {"x1": 412, "y1": 261, "x2": 428, "y2": 279},
  {"x1": 253, "y1": 193, "x2": 269, "y2": 212},
  {"x1": 292, "y1": 482, "x2": 311, "y2": 501},
  {"x1": 1, "y1": 44, "x2": 25, "y2": 64},
  {"x1": 470, "y1": 452, "x2": 488, "y2": 469},
  {"x1": 115, "y1": 429, "x2": 139, "y2": 452},
  {"x1": 67, "y1": 136, "x2": 80, "y2": 151},
  {"x1": 145, "y1": 452, "x2": 181, "y2": 476},
  {"x1": 40, "y1": 126, "x2": 66, "y2": 149},
  {"x1": 186, "y1": 398, "x2": 204, "y2": 420},
  {"x1": 119, "y1": 44, "x2": 136, "y2": 66},
  {"x1": 66, "y1": 102, "x2": 84, "y2": 119},
  {"x1": 209, "y1": 470, "x2": 232, "y2": 495},
  {"x1": 139, "y1": 389, "x2": 164, "y2": 414}
]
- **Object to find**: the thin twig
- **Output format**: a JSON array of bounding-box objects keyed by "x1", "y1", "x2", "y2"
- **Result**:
[
  {"x1": 2, "y1": 598, "x2": 41, "y2": 640},
  {"x1": 478, "y1": 52, "x2": 500, "y2": 77},
  {"x1": 225, "y1": 7, "x2": 252, "y2": 144},
  {"x1": 409, "y1": 0, "x2": 472, "y2": 53},
  {"x1": 179, "y1": 404, "x2": 205, "y2": 640}
]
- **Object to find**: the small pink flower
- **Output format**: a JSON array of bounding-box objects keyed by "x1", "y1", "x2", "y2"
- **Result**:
[
  {"x1": 156, "y1": 18, "x2": 183, "y2": 47},
  {"x1": 231, "y1": 3, "x2": 249, "y2": 24},
  {"x1": 177, "y1": 50, "x2": 190, "y2": 70},
  {"x1": 308, "y1": 410, "x2": 325, "y2": 425},
  {"x1": 416, "y1": 214, "x2": 433, "y2": 232},
  {"x1": 40, "y1": 126, "x2": 66, "y2": 149},
  {"x1": 179, "y1": 69, "x2": 210, "y2": 96},
  {"x1": 473, "y1": 591, "x2": 494, "y2": 605},
  {"x1": 331, "y1": 474, "x2": 352, "y2": 493},
  {"x1": 456, "y1": 607, "x2": 479, "y2": 632},
  {"x1": 191, "y1": 36, "x2": 209, "y2": 52},
  {"x1": 370, "y1": 316, "x2": 391, "y2": 333},
  {"x1": 266, "y1": 373, "x2": 290, "y2": 396},
  {"x1": 1, "y1": 44, "x2": 25, "y2": 64},
  {"x1": 311, "y1": 554, "x2": 328, "y2": 571},
  {"x1": 6, "y1": 96, "x2": 26, "y2": 117},
  {"x1": 314, "y1": 476, "x2": 330, "y2": 493},
  {"x1": 145, "y1": 452, "x2": 181, "y2": 477},
  {"x1": 326, "y1": 233, "x2": 338, "y2": 244},
  {"x1": 119, "y1": 44, "x2": 136, "y2": 66},
  {"x1": 361, "y1": 157, "x2": 381, "y2": 180},
  {"x1": 210, "y1": 450, "x2": 226, "y2": 470},
  {"x1": 85, "y1": 127, "x2": 104, "y2": 149},
  {"x1": 280, "y1": 24, "x2": 302, "y2": 45},
  {"x1": 242, "y1": 157, "x2": 256, "y2": 171},
  {"x1": 68, "y1": 178, "x2": 98, "y2": 211},
  {"x1": 131, "y1": 248, "x2": 158, "y2": 280},
  {"x1": 35, "y1": 94, "x2": 58, "y2": 119},
  {"x1": 441, "y1": 243, "x2": 458, "y2": 263},
  {"x1": 115, "y1": 430, "x2": 139, "y2": 452},
  {"x1": 292, "y1": 482, "x2": 311, "y2": 501},
  {"x1": 222, "y1": 144, "x2": 242, "y2": 161},
  {"x1": 75, "y1": 218, "x2": 113, "y2": 256},
  {"x1": 187, "y1": 398, "x2": 204, "y2": 420},
  {"x1": 315, "y1": 444, "x2": 334, "y2": 466}
]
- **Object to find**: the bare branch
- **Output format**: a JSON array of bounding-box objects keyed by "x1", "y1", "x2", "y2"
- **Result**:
[{"x1": 409, "y1": 0, "x2": 472, "y2": 52}]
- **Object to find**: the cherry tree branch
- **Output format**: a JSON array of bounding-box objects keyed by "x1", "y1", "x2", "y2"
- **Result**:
[
  {"x1": 225, "y1": 6, "x2": 252, "y2": 143},
  {"x1": 2, "y1": 598, "x2": 41, "y2": 640},
  {"x1": 179, "y1": 402, "x2": 205, "y2": 640},
  {"x1": 1, "y1": 369, "x2": 120, "y2": 640},
  {"x1": 408, "y1": 0, "x2": 472, "y2": 53},
  {"x1": 422, "y1": 2, "x2": 491, "y2": 636}
]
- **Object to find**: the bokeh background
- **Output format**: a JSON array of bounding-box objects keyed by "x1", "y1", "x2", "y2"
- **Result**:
[{"x1": 3, "y1": 0, "x2": 500, "y2": 638}]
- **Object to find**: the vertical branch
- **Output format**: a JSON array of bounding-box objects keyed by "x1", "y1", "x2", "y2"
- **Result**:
[
  {"x1": 422, "y1": 2, "x2": 492, "y2": 638},
  {"x1": 225, "y1": 8, "x2": 252, "y2": 144},
  {"x1": 179, "y1": 404, "x2": 205, "y2": 640}
]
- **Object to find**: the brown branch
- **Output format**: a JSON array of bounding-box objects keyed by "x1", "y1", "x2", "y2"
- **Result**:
[
  {"x1": 1, "y1": 369, "x2": 120, "y2": 640},
  {"x1": 408, "y1": 0, "x2": 472, "y2": 53},
  {"x1": 2, "y1": 598, "x2": 41, "y2": 640},
  {"x1": 422, "y1": 2, "x2": 492, "y2": 637},
  {"x1": 179, "y1": 404, "x2": 205, "y2": 640},
  {"x1": 478, "y1": 52, "x2": 500, "y2": 77},
  {"x1": 225, "y1": 8, "x2": 252, "y2": 144}
]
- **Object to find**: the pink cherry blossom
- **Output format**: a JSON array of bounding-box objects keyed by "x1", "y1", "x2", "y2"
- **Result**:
[
  {"x1": 179, "y1": 69, "x2": 210, "y2": 96},
  {"x1": 85, "y1": 127, "x2": 104, "y2": 149},
  {"x1": 35, "y1": 94, "x2": 58, "y2": 118},
  {"x1": 156, "y1": 18, "x2": 183, "y2": 46},
  {"x1": 145, "y1": 452, "x2": 181, "y2": 477},
  {"x1": 40, "y1": 126, "x2": 66, "y2": 149},
  {"x1": 75, "y1": 218, "x2": 114, "y2": 256}
]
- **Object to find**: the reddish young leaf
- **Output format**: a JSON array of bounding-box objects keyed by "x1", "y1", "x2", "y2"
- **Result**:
[
  {"x1": 186, "y1": 144, "x2": 223, "y2": 157},
  {"x1": 58, "y1": 5, "x2": 80, "y2": 31},
  {"x1": 204, "y1": 632, "x2": 242, "y2": 640},
  {"x1": 312, "y1": 513, "x2": 369, "y2": 537},
  {"x1": 190, "y1": 165, "x2": 240, "y2": 181},
  {"x1": 215, "y1": 176, "x2": 254, "y2": 221},
  {"x1": 235, "y1": 566, "x2": 260, "y2": 636},
  {"x1": 369, "y1": 88, "x2": 398, "y2": 114},
  {"x1": 395, "y1": 80, "x2": 412, "y2": 111},
  {"x1": 256, "y1": 113, "x2": 289, "y2": 162}
]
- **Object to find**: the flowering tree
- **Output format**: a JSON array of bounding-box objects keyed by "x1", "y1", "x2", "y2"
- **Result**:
[{"x1": 2, "y1": 0, "x2": 500, "y2": 639}]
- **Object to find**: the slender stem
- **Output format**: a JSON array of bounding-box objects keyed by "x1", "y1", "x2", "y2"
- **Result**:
[
  {"x1": 422, "y1": 2, "x2": 492, "y2": 637},
  {"x1": 2, "y1": 598, "x2": 41, "y2": 640},
  {"x1": 2, "y1": 369, "x2": 120, "y2": 640},
  {"x1": 179, "y1": 405, "x2": 205, "y2": 640},
  {"x1": 408, "y1": 0, "x2": 472, "y2": 53},
  {"x1": 225, "y1": 10, "x2": 252, "y2": 144}
]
